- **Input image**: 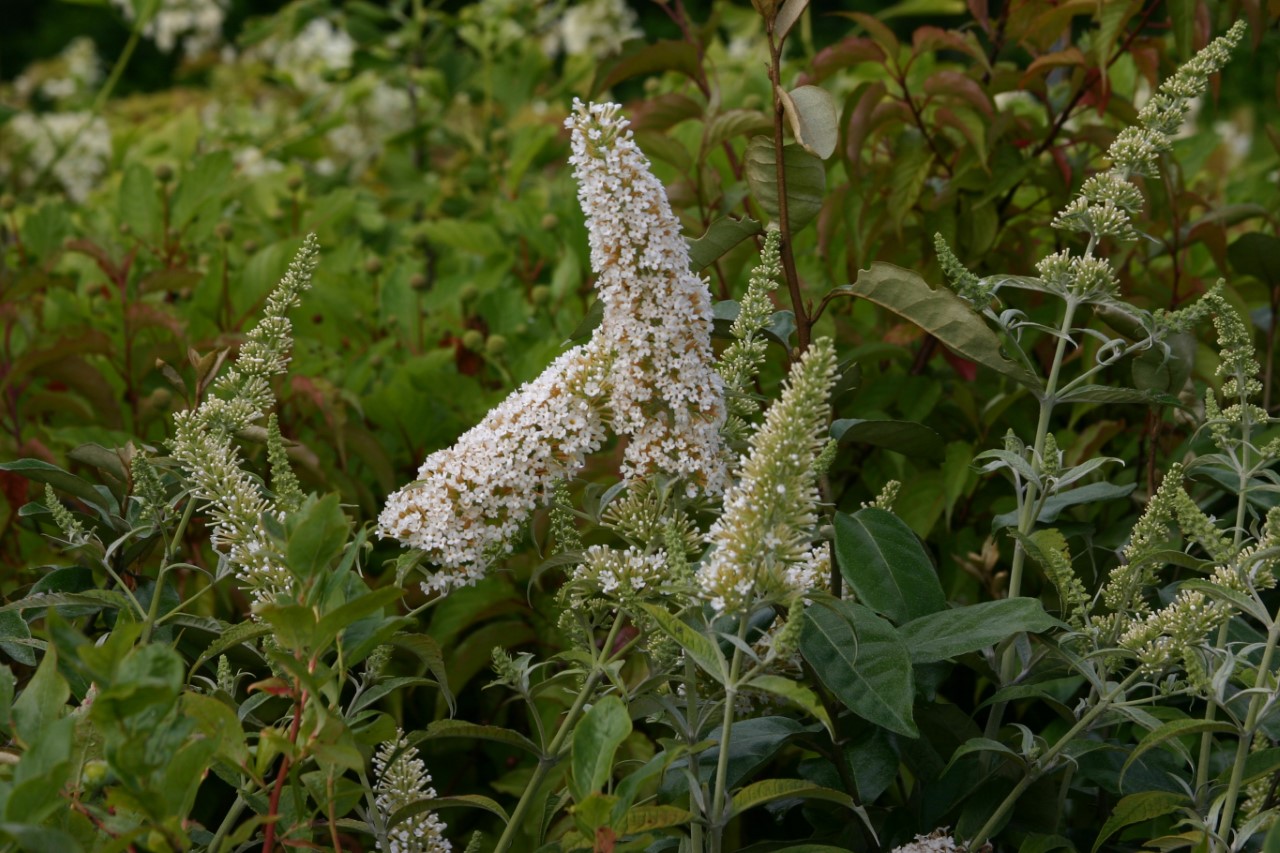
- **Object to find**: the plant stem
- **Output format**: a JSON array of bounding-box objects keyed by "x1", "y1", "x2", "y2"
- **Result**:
[
  {"x1": 1216, "y1": 610, "x2": 1280, "y2": 851},
  {"x1": 492, "y1": 612, "x2": 626, "y2": 853},
  {"x1": 208, "y1": 790, "x2": 249, "y2": 853},
  {"x1": 969, "y1": 669, "x2": 1142, "y2": 849},
  {"x1": 140, "y1": 496, "x2": 196, "y2": 645},
  {"x1": 766, "y1": 21, "x2": 810, "y2": 354},
  {"x1": 708, "y1": 617, "x2": 750, "y2": 853},
  {"x1": 685, "y1": 653, "x2": 706, "y2": 853}
]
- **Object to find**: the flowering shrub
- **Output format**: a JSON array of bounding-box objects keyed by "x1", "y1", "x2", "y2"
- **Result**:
[{"x1": 0, "y1": 2, "x2": 1279, "y2": 852}]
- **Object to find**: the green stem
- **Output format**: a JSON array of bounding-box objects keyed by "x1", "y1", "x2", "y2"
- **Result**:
[
  {"x1": 968, "y1": 669, "x2": 1142, "y2": 849},
  {"x1": 140, "y1": 497, "x2": 196, "y2": 645},
  {"x1": 208, "y1": 790, "x2": 249, "y2": 853},
  {"x1": 985, "y1": 296, "x2": 1080, "y2": 750},
  {"x1": 685, "y1": 654, "x2": 706, "y2": 853},
  {"x1": 1215, "y1": 605, "x2": 1280, "y2": 850},
  {"x1": 492, "y1": 612, "x2": 626, "y2": 853},
  {"x1": 709, "y1": 617, "x2": 750, "y2": 853}
]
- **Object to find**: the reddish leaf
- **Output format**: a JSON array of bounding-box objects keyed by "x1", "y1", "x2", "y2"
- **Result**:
[
  {"x1": 802, "y1": 36, "x2": 885, "y2": 85},
  {"x1": 1021, "y1": 48, "x2": 1088, "y2": 84},
  {"x1": 836, "y1": 12, "x2": 900, "y2": 60},
  {"x1": 912, "y1": 27, "x2": 989, "y2": 67},
  {"x1": 248, "y1": 677, "x2": 293, "y2": 696},
  {"x1": 590, "y1": 40, "x2": 701, "y2": 98},
  {"x1": 845, "y1": 81, "x2": 888, "y2": 169},
  {"x1": 628, "y1": 93, "x2": 703, "y2": 132},
  {"x1": 924, "y1": 71, "x2": 993, "y2": 117},
  {"x1": 942, "y1": 348, "x2": 978, "y2": 381}
]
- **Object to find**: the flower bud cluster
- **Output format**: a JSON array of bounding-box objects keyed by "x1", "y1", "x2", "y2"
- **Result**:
[
  {"x1": 718, "y1": 229, "x2": 782, "y2": 443},
  {"x1": 372, "y1": 731, "x2": 451, "y2": 853},
  {"x1": 171, "y1": 235, "x2": 320, "y2": 603},
  {"x1": 572, "y1": 544, "x2": 669, "y2": 598},
  {"x1": 699, "y1": 339, "x2": 837, "y2": 613}
]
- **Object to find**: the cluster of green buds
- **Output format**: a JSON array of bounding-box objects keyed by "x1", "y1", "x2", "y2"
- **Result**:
[{"x1": 717, "y1": 228, "x2": 783, "y2": 444}]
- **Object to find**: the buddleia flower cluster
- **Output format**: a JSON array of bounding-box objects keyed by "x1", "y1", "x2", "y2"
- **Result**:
[
  {"x1": 699, "y1": 338, "x2": 837, "y2": 614},
  {"x1": 372, "y1": 731, "x2": 451, "y2": 853},
  {"x1": 381, "y1": 100, "x2": 726, "y2": 594},
  {"x1": 171, "y1": 234, "x2": 319, "y2": 603}
]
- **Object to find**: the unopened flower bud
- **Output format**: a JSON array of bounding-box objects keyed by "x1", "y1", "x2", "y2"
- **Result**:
[{"x1": 461, "y1": 329, "x2": 484, "y2": 350}]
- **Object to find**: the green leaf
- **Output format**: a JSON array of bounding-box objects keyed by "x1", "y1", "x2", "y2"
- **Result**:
[
  {"x1": 619, "y1": 804, "x2": 692, "y2": 833},
  {"x1": 571, "y1": 695, "x2": 632, "y2": 801},
  {"x1": 774, "y1": 0, "x2": 810, "y2": 41},
  {"x1": 898, "y1": 598, "x2": 1061, "y2": 664},
  {"x1": 743, "y1": 675, "x2": 834, "y2": 737},
  {"x1": 0, "y1": 459, "x2": 112, "y2": 514},
  {"x1": 837, "y1": 264, "x2": 1040, "y2": 389},
  {"x1": 834, "y1": 508, "x2": 945, "y2": 623},
  {"x1": 170, "y1": 151, "x2": 233, "y2": 230},
  {"x1": 315, "y1": 586, "x2": 403, "y2": 651},
  {"x1": 779, "y1": 85, "x2": 838, "y2": 159},
  {"x1": 389, "y1": 795, "x2": 509, "y2": 827},
  {"x1": 800, "y1": 598, "x2": 916, "y2": 736},
  {"x1": 830, "y1": 418, "x2": 944, "y2": 461},
  {"x1": 887, "y1": 134, "x2": 933, "y2": 232},
  {"x1": 729, "y1": 778, "x2": 854, "y2": 819},
  {"x1": 421, "y1": 219, "x2": 503, "y2": 256},
  {"x1": 744, "y1": 137, "x2": 826, "y2": 233},
  {"x1": 11, "y1": 649, "x2": 68, "y2": 745},
  {"x1": 286, "y1": 493, "x2": 350, "y2": 578},
  {"x1": 1229, "y1": 232, "x2": 1280, "y2": 284},
  {"x1": 637, "y1": 603, "x2": 727, "y2": 681},
  {"x1": 1092, "y1": 791, "x2": 1189, "y2": 853},
  {"x1": 686, "y1": 217, "x2": 762, "y2": 271},
  {"x1": 118, "y1": 162, "x2": 161, "y2": 241},
  {"x1": 590, "y1": 39, "x2": 701, "y2": 96},
  {"x1": 992, "y1": 481, "x2": 1135, "y2": 531},
  {"x1": 0, "y1": 613, "x2": 35, "y2": 666},
  {"x1": 1122, "y1": 718, "x2": 1235, "y2": 784},
  {"x1": 422, "y1": 719, "x2": 539, "y2": 754},
  {"x1": 1058, "y1": 384, "x2": 1177, "y2": 405},
  {"x1": 191, "y1": 619, "x2": 270, "y2": 674},
  {"x1": 0, "y1": 824, "x2": 84, "y2": 853}
]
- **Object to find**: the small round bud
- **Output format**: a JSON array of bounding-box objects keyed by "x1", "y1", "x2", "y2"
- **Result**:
[
  {"x1": 643, "y1": 77, "x2": 661, "y2": 94},
  {"x1": 214, "y1": 222, "x2": 233, "y2": 240},
  {"x1": 461, "y1": 329, "x2": 484, "y2": 350},
  {"x1": 409, "y1": 273, "x2": 429, "y2": 290},
  {"x1": 539, "y1": 213, "x2": 558, "y2": 231},
  {"x1": 242, "y1": 240, "x2": 259, "y2": 254},
  {"x1": 149, "y1": 388, "x2": 172, "y2": 410},
  {"x1": 458, "y1": 283, "x2": 479, "y2": 303},
  {"x1": 285, "y1": 175, "x2": 303, "y2": 192},
  {"x1": 513, "y1": 323, "x2": 527, "y2": 336},
  {"x1": 155, "y1": 164, "x2": 174, "y2": 183},
  {"x1": 530, "y1": 285, "x2": 551, "y2": 305},
  {"x1": 80, "y1": 759, "x2": 110, "y2": 790},
  {"x1": 0, "y1": 194, "x2": 15, "y2": 211},
  {"x1": 485, "y1": 334, "x2": 507, "y2": 355},
  {"x1": 364, "y1": 257, "x2": 383, "y2": 275}
]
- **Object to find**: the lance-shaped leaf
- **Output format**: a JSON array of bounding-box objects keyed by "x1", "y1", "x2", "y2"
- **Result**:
[
  {"x1": 836, "y1": 264, "x2": 1041, "y2": 389},
  {"x1": 745, "y1": 137, "x2": 826, "y2": 232}
]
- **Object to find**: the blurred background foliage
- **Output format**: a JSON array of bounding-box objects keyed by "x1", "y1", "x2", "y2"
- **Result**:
[{"x1": 0, "y1": 0, "x2": 1278, "y2": 843}]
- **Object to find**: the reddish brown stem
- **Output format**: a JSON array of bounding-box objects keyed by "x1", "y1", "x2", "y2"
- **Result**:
[
  {"x1": 262, "y1": 689, "x2": 307, "y2": 853},
  {"x1": 767, "y1": 26, "x2": 811, "y2": 354}
]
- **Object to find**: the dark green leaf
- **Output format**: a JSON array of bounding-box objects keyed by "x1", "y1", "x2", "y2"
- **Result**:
[
  {"x1": 992, "y1": 481, "x2": 1135, "y2": 531},
  {"x1": 0, "y1": 612, "x2": 35, "y2": 666},
  {"x1": 571, "y1": 695, "x2": 632, "y2": 800},
  {"x1": 687, "y1": 218, "x2": 762, "y2": 271},
  {"x1": 1092, "y1": 791, "x2": 1189, "y2": 853},
  {"x1": 744, "y1": 137, "x2": 826, "y2": 233},
  {"x1": 898, "y1": 599, "x2": 1061, "y2": 664},
  {"x1": 800, "y1": 598, "x2": 916, "y2": 736},
  {"x1": 834, "y1": 508, "x2": 945, "y2": 623},
  {"x1": 837, "y1": 264, "x2": 1040, "y2": 388},
  {"x1": 830, "y1": 418, "x2": 944, "y2": 461},
  {"x1": 729, "y1": 778, "x2": 854, "y2": 819},
  {"x1": 638, "y1": 603, "x2": 727, "y2": 681},
  {"x1": 742, "y1": 675, "x2": 834, "y2": 737},
  {"x1": 286, "y1": 493, "x2": 350, "y2": 578}
]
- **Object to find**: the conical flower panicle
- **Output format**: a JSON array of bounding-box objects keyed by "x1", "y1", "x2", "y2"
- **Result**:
[
  {"x1": 372, "y1": 731, "x2": 451, "y2": 853},
  {"x1": 699, "y1": 338, "x2": 838, "y2": 614},
  {"x1": 567, "y1": 99, "x2": 727, "y2": 495},
  {"x1": 380, "y1": 101, "x2": 728, "y2": 594}
]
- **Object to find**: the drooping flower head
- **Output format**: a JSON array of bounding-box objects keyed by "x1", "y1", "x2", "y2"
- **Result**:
[
  {"x1": 380, "y1": 101, "x2": 726, "y2": 594},
  {"x1": 567, "y1": 99, "x2": 727, "y2": 495}
]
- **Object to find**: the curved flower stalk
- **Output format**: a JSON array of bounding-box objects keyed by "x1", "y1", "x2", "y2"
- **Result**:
[
  {"x1": 567, "y1": 99, "x2": 727, "y2": 493},
  {"x1": 699, "y1": 338, "x2": 837, "y2": 614},
  {"x1": 171, "y1": 234, "x2": 320, "y2": 604},
  {"x1": 372, "y1": 731, "x2": 452, "y2": 853},
  {"x1": 381, "y1": 100, "x2": 726, "y2": 594}
]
